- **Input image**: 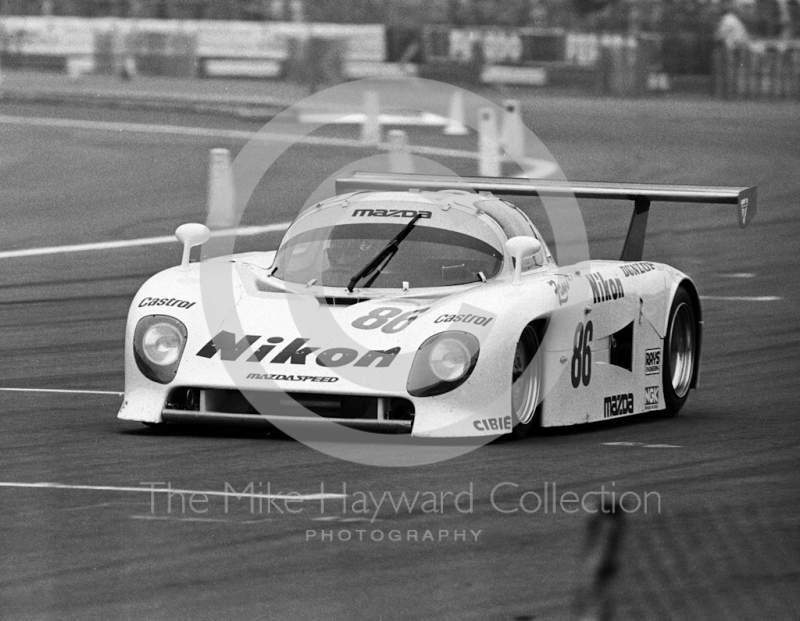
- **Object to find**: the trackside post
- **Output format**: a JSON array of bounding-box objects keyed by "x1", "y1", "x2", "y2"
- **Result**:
[
  {"x1": 478, "y1": 107, "x2": 501, "y2": 176},
  {"x1": 202, "y1": 147, "x2": 235, "y2": 260},
  {"x1": 388, "y1": 129, "x2": 414, "y2": 173},
  {"x1": 573, "y1": 500, "x2": 625, "y2": 621}
]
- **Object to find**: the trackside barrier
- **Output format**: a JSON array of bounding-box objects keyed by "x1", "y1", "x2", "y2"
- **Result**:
[
  {"x1": 713, "y1": 43, "x2": 800, "y2": 100},
  {"x1": 284, "y1": 36, "x2": 345, "y2": 91},
  {"x1": 573, "y1": 501, "x2": 625, "y2": 621},
  {"x1": 595, "y1": 34, "x2": 666, "y2": 96}
]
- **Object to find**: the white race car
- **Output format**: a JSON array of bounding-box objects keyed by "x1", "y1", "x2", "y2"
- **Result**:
[{"x1": 118, "y1": 173, "x2": 756, "y2": 438}]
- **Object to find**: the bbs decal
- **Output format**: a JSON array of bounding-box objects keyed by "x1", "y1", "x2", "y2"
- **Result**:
[
  {"x1": 352, "y1": 307, "x2": 429, "y2": 334},
  {"x1": 645, "y1": 348, "x2": 661, "y2": 375},
  {"x1": 571, "y1": 320, "x2": 593, "y2": 388}
]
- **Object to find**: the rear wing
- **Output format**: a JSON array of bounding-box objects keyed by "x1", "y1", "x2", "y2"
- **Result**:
[{"x1": 335, "y1": 172, "x2": 757, "y2": 262}]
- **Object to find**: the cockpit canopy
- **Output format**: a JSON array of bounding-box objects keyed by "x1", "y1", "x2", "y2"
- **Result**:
[{"x1": 272, "y1": 191, "x2": 544, "y2": 290}]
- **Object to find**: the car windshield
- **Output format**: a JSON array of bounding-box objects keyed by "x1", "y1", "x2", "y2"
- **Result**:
[{"x1": 272, "y1": 222, "x2": 504, "y2": 289}]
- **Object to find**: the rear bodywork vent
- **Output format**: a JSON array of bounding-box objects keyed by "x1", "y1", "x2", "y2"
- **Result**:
[{"x1": 609, "y1": 322, "x2": 634, "y2": 371}]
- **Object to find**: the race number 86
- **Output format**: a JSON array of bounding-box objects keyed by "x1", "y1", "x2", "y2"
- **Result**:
[
  {"x1": 352, "y1": 306, "x2": 429, "y2": 334},
  {"x1": 571, "y1": 320, "x2": 593, "y2": 388}
]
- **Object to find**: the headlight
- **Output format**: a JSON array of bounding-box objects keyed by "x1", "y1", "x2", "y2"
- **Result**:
[
  {"x1": 407, "y1": 331, "x2": 479, "y2": 397},
  {"x1": 133, "y1": 315, "x2": 187, "y2": 384},
  {"x1": 429, "y1": 338, "x2": 471, "y2": 381},
  {"x1": 142, "y1": 323, "x2": 182, "y2": 366}
]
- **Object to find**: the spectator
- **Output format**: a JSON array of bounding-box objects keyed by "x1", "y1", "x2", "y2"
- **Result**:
[
  {"x1": 713, "y1": 0, "x2": 753, "y2": 98},
  {"x1": 715, "y1": 0, "x2": 752, "y2": 48},
  {"x1": 775, "y1": 0, "x2": 795, "y2": 38}
]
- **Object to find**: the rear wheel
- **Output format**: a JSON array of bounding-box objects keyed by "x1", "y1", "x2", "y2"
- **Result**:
[
  {"x1": 509, "y1": 326, "x2": 541, "y2": 439},
  {"x1": 662, "y1": 288, "x2": 698, "y2": 416}
]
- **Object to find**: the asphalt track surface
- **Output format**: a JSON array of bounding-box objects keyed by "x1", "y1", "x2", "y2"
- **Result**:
[{"x1": 0, "y1": 96, "x2": 798, "y2": 620}]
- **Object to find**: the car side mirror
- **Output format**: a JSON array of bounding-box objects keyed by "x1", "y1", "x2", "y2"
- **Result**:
[
  {"x1": 175, "y1": 223, "x2": 211, "y2": 270},
  {"x1": 506, "y1": 236, "x2": 542, "y2": 285}
]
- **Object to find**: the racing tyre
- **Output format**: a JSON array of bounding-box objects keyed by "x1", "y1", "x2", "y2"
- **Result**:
[
  {"x1": 509, "y1": 326, "x2": 541, "y2": 439},
  {"x1": 662, "y1": 288, "x2": 698, "y2": 417}
]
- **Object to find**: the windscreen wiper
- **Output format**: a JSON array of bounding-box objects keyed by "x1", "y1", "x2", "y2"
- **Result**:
[{"x1": 346, "y1": 213, "x2": 422, "y2": 292}]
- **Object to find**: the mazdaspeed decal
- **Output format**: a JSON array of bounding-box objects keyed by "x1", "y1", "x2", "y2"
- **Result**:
[
  {"x1": 246, "y1": 373, "x2": 338, "y2": 383},
  {"x1": 139, "y1": 297, "x2": 195, "y2": 309},
  {"x1": 352, "y1": 208, "x2": 432, "y2": 218},
  {"x1": 197, "y1": 331, "x2": 400, "y2": 368}
]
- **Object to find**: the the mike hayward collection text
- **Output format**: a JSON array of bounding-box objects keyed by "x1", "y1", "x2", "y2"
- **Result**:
[{"x1": 140, "y1": 481, "x2": 661, "y2": 521}]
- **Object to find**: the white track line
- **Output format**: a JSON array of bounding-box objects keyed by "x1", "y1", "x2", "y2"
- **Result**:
[
  {"x1": 699, "y1": 295, "x2": 781, "y2": 302},
  {"x1": 0, "y1": 114, "x2": 482, "y2": 160},
  {"x1": 130, "y1": 515, "x2": 275, "y2": 523},
  {"x1": 0, "y1": 387, "x2": 122, "y2": 396},
  {"x1": 0, "y1": 481, "x2": 346, "y2": 501},
  {"x1": 603, "y1": 442, "x2": 682, "y2": 448},
  {"x1": 0, "y1": 222, "x2": 289, "y2": 260}
]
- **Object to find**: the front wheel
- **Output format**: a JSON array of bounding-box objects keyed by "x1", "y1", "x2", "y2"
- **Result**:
[
  {"x1": 662, "y1": 287, "x2": 698, "y2": 417},
  {"x1": 509, "y1": 326, "x2": 541, "y2": 439}
]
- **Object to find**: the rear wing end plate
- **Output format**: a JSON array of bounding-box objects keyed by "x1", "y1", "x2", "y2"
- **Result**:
[{"x1": 335, "y1": 172, "x2": 757, "y2": 261}]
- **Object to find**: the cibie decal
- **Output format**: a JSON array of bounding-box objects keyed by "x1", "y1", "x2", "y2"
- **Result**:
[
  {"x1": 620, "y1": 262, "x2": 656, "y2": 278},
  {"x1": 603, "y1": 393, "x2": 634, "y2": 418},
  {"x1": 246, "y1": 373, "x2": 338, "y2": 383},
  {"x1": 139, "y1": 297, "x2": 195, "y2": 309},
  {"x1": 644, "y1": 386, "x2": 659, "y2": 411},
  {"x1": 434, "y1": 313, "x2": 493, "y2": 327},
  {"x1": 474, "y1": 416, "x2": 512, "y2": 432},
  {"x1": 645, "y1": 348, "x2": 661, "y2": 375},
  {"x1": 197, "y1": 331, "x2": 400, "y2": 368},
  {"x1": 352, "y1": 208, "x2": 432, "y2": 218},
  {"x1": 585, "y1": 273, "x2": 625, "y2": 304},
  {"x1": 547, "y1": 274, "x2": 571, "y2": 306}
]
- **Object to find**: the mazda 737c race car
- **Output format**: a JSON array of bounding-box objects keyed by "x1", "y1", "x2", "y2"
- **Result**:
[{"x1": 118, "y1": 172, "x2": 756, "y2": 439}]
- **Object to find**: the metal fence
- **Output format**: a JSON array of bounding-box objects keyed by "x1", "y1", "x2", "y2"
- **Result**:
[{"x1": 712, "y1": 43, "x2": 800, "y2": 99}]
